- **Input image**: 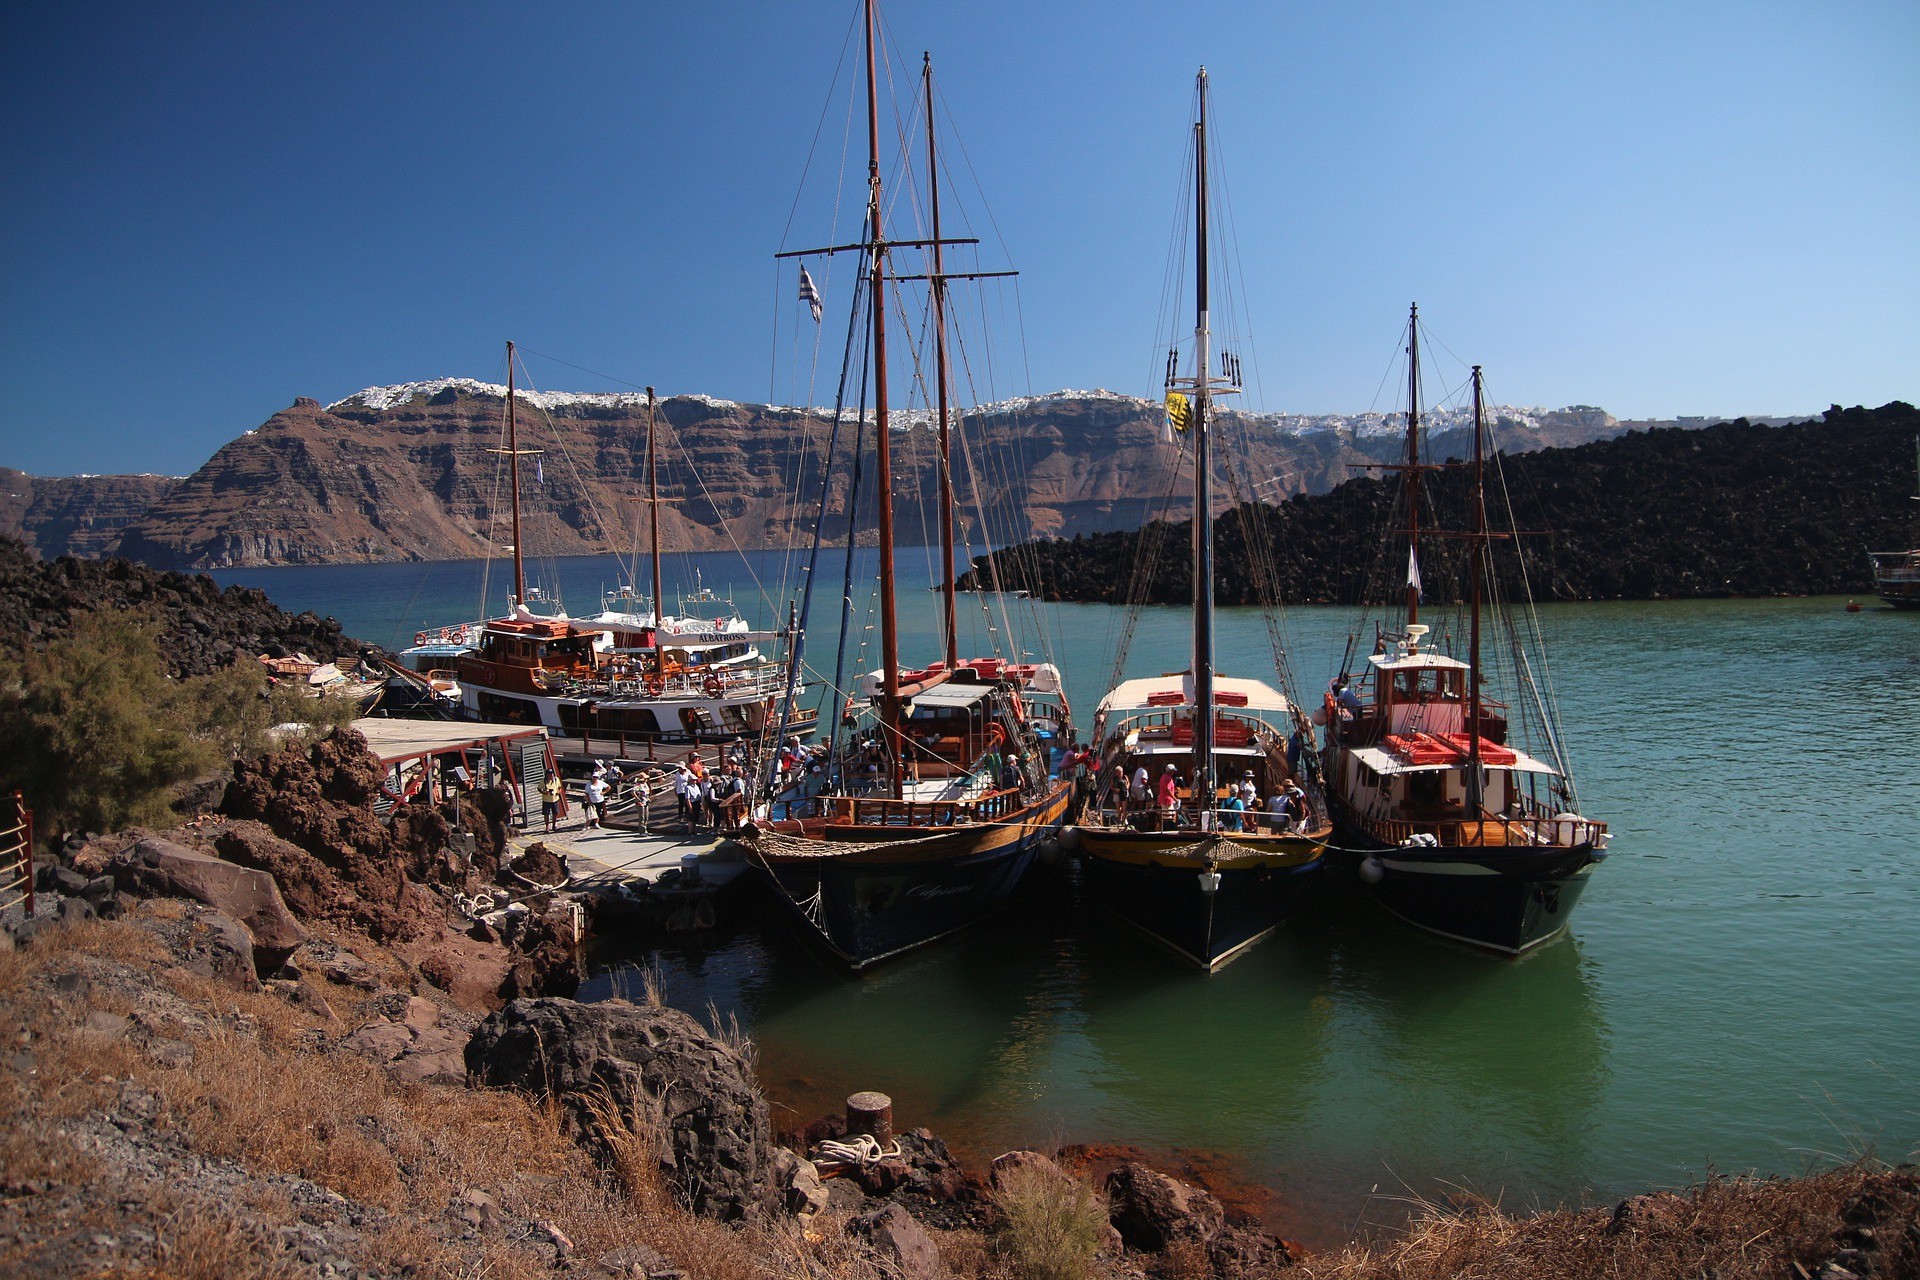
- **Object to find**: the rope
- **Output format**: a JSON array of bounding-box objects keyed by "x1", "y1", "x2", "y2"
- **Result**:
[
  {"x1": 746, "y1": 824, "x2": 960, "y2": 860},
  {"x1": 814, "y1": 1134, "x2": 901, "y2": 1168}
]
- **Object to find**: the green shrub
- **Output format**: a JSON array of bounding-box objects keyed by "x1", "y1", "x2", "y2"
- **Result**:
[
  {"x1": 992, "y1": 1162, "x2": 1108, "y2": 1280},
  {"x1": 0, "y1": 606, "x2": 353, "y2": 841}
]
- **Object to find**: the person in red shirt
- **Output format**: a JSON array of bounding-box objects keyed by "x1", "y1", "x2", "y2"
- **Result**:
[{"x1": 1155, "y1": 763, "x2": 1181, "y2": 831}]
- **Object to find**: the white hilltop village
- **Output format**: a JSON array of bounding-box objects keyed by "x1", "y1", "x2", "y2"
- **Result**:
[{"x1": 323, "y1": 378, "x2": 1571, "y2": 440}]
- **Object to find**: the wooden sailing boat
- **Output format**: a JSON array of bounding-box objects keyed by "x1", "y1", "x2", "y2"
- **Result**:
[
  {"x1": 1320, "y1": 310, "x2": 1609, "y2": 955},
  {"x1": 1073, "y1": 69, "x2": 1330, "y2": 972},
  {"x1": 1866, "y1": 433, "x2": 1920, "y2": 608},
  {"x1": 450, "y1": 349, "x2": 811, "y2": 744},
  {"x1": 745, "y1": 11, "x2": 1073, "y2": 971}
]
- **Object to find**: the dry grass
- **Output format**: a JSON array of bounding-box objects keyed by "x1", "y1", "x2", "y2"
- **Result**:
[
  {"x1": 140, "y1": 1204, "x2": 306, "y2": 1280},
  {"x1": 991, "y1": 1163, "x2": 1110, "y2": 1280},
  {"x1": 1292, "y1": 1168, "x2": 1878, "y2": 1280},
  {"x1": 8, "y1": 911, "x2": 1900, "y2": 1280}
]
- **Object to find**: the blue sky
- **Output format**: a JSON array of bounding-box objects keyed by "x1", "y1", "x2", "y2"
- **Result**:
[{"x1": 2, "y1": 1, "x2": 1915, "y2": 477}]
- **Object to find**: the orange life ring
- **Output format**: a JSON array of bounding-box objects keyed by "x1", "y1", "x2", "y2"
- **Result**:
[
  {"x1": 704, "y1": 675, "x2": 725, "y2": 698},
  {"x1": 414, "y1": 631, "x2": 429, "y2": 645}
]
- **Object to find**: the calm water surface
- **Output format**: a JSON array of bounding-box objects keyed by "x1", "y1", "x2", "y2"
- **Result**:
[{"x1": 217, "y1": 552, "x2": 1920, "y2": 1244}]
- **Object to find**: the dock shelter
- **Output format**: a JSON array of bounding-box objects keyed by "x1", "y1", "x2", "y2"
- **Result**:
[{"x1": 351, "y1": 719, "x2": 559, "y2": 828}]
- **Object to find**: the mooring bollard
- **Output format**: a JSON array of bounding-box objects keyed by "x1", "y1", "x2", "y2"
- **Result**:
[{"x1": 845, "y1": 1091, "x2": 893, "y2": 1146}]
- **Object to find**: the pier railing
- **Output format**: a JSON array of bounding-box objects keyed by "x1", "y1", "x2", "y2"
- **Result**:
[{"x1": 0, "y1": 792, "x2": 34, "y2": 920}]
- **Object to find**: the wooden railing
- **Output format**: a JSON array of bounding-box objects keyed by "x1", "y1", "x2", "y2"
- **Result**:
[
  {"x1": 0, "y1": 792, "x2": 34, "y2": 920},
  {"x1": 824, "y1": 786, "x2": 1025, "y2": 829},
  {"x1": 1338, "y1": 799, "x2": 1605, "y2": 850}
]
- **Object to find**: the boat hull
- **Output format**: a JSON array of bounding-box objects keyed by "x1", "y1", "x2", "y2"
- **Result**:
[
  {"x1": 751, "y1": 781, "x2": 1071, "y2": 970},
  {"x1": 1076, "y1": 829, "x2": 1324, "y2": 971},
  {"x1": 1332, "y1": 822, "x2": 1602, "y2": 956},
  {"x1": 1870, "y1": 550, "x2": 1920, "y2": 608}
]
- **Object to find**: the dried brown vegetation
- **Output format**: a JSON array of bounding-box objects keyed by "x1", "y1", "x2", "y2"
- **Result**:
[
  {"x1": 1292, "y1": 1170, "x2": 1909, "y2": 1280},
  {"x1": 3, "y1": 913, "x2": 1910, "y2": 1279}
]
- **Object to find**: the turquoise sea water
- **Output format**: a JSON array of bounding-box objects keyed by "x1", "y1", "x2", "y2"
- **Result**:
[{"x1": 215, "y1": 551, "x2": 1920, "y2": 1245}]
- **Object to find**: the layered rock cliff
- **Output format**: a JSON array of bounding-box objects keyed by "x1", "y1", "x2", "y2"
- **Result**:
[
  {"x1": 0, "y1": 468, "x2": 179, "y2": 559},
  {"x1": 102, "y1": 382, "x2": 1640, "y2": 569}
]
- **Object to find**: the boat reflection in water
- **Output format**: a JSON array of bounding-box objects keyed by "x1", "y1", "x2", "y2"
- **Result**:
[{"x1": 579, "y1": 869, "x2": 1605, "y2": 1249}]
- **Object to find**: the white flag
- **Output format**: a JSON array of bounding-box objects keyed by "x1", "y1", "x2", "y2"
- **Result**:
[
  {"x1": 798, "y1": 266, "x2": 823, "y2": 323},
  {"x1": 535, "y1": 456, "x2": 543, "y2": 485},
  {"x1": 1407, "y1": 547, "x2": 1422, "y2": 598}
]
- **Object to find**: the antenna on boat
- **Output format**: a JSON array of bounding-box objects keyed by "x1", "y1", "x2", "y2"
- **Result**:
[
  {"x1": 484, "y1": 342, "x2": 542, "y2": 610},
  {"x1": 926, "y1": 52, "x2": 959, "y2": 672},
  {"x1": 1466, "y1": 365, "x2": 1487, "y2": 807},
  {"x1": 1191, "y1": 66, "x2": 1217, "y2": 828},
  {"x1": 646, "y1": 385, "x2": 664, "y2": 672},
  {"x1": 1405, "y1": 303, "x2": 1422, "y2": 627}
]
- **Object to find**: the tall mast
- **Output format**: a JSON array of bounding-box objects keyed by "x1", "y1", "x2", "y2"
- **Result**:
[
  {"x1": 1405, "y1": 302, "x2": 1422, "y2": 626},
  {"x1": 925, "y1": 52, "x2": 959, "y2": 671},
  {"x1": 1467, "y1": 365, "x2": 1486, "y2": 810},
  {"x1": 646, "y1": 386, "x2": 664, "y2": 671},
  {"x1": 865, "y1": 0, "x2": 903, "y2": 796},
  {"x1": 507, "y1": 340, "x2": 526, "y2": 609},
  {"x1": 1191, "y1": 68, "x2": 1216, "y2": 825}
]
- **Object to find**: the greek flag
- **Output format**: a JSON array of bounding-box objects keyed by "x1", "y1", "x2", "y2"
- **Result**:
[{"x1": 798, "y1": 266, "x2": 823, "y2": 323}]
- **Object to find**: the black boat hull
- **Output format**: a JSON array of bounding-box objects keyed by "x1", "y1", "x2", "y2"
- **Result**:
[
  {"x1": 1334, "y1": 831, "x2": 1602, "y2": 956},
  {"x1": 1077, "y1": 831, "x2": 1323, "y2": 971},
  {"x1": 754, "y1": 783, "x2": 1070, "y2": 970}
]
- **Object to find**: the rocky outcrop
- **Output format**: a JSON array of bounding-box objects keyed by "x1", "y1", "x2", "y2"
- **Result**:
[
  {"x1": 965, "y1": 401, "x2": 1920, "y2": 604},
  {"x1": 0, "y1": 467, "x2": 178, "y2": 559},
  {"x1": 465, "y1": 997, "x2": 775, "y2": 1222},
  {"x1": 216, "y1": 730, "x2": 423, "y2": 941},
  {"x1": 113, "y1": 836, "x2": 306, "y2": 972},
  {"x1": 0, "y1": 536, "x2": 359, "y2": 678},
  {"x1": 1104, "y1": 1161, "x2": 1297, "y2": 1277},
  {"x1": 101, "y1": 381, "x2": 1646, "y2": 569}
]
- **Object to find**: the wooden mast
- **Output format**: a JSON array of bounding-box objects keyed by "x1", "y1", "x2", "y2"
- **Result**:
[
  {"x1": 507, "y1": 341, "x2": 526, "y2": 610},
  {"x1": 646, "y1": 386, "x2": 664, "y2": 673},
  {"x1": 925, "y1": 52, "x2": 959, "y2": 672},
  {"x1": 1404, "y1": 303, "x2": 1422, "y2": 627},
  {"x1": 864, "y1": 0, "x2": 903, "y2": 797},
  {"x1": 1467, "y1": 365, "x2": 1485, "y2": 811},
  {"x1": 1191, "y1": 68, "x2": 1216, "y2": 825}
]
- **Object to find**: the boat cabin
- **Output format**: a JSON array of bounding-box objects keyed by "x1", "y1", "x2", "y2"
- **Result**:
[
  {"x1": 1338, "y1": 643, "x2": 1508, "y2": 747},
  {"x1": 903, "y1": 682, "x2": 1003, "y2": 778}
]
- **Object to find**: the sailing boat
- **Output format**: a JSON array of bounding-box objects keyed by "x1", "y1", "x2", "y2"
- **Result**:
[
  {"x1": 744, "y1": 9, "x2": 1073, "y2": 971},
  {"x1": 1072, "y1": 69, "x2": 1330, "y2": 973},
  {"x1": 449, "y1": 352, "x2": 812, "y2": 744},
  {"x1": 1866, "y1": 433, "x2": 1920, "y2": 608},
  {"x1": 1319, "y1": 309, "x2": 1609, "y2": 955}
]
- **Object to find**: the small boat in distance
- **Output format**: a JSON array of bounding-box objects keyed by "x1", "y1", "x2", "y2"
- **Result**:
[
  {"x1": 1072, "y1": 69, "x2": 1329, "y2": 972},
  {"x1": 1867, "y1": 433, "x2": 1920, "y2": 609},
  {"x1": 1321, "y1": 312, "x2": 1608, "y2": 956},
  {"x1": 745, "y1": 12, "x2": 1072, "y2": 971}
]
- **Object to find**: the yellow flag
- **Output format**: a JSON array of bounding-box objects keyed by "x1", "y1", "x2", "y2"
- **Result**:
[{"x1": 1164, "y1": 391, "x2": 1191, "y2": 433}]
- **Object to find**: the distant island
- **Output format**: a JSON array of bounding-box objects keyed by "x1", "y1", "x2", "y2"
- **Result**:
[
  {"x1": 957, "y1": 402, "x2": 1920, "y2": 603},
  {"x1": 1, "y1": 380, "x2": 1817, "y2": 569}
]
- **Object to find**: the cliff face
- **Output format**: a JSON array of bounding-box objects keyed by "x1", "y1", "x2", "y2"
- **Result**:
[
  {"x1": 0, "y1": 468, "x2": 178, "y2": 559},
  {"x1": 103, "y1": 382, "x2": 1629, "y2": 569}
]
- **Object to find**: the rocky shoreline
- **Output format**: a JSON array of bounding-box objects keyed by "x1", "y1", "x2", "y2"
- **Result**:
[
  {"x1": 4, "y1": 725, "x2": 1915, "y2": 1278},
  {"x1": 958, "y1": 402, "x2": 1920, "y2": 605}
]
